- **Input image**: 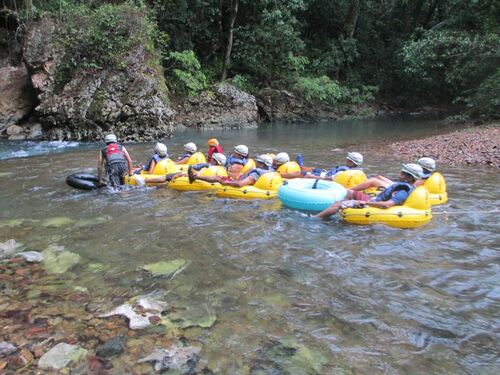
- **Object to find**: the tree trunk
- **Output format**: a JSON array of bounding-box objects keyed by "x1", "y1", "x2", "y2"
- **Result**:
[
  {"x1": 344, "y1": 0, "x2": 362, "y2": 38},
  {"x1": 221, "y1": 0, "x2": 239, "y2": 81}
]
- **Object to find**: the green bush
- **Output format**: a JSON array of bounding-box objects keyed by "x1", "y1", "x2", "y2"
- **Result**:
[
  {"x1": 293, "y1": 76, "x2": 342, "y2": 105},
  {"x1": 464, "y1": 69, "x2": 500, "y2": 119},
  {"x1": 165, "y1": 50, "x2": 207, "y2": 97},
  {"x1": 229, "y1": 74, "x2": 258, "y2": 95}
]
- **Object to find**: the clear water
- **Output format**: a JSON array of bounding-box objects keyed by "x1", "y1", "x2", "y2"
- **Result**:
[{"x1": 1, "y1": 117, "x2": 499, "y2": 374}]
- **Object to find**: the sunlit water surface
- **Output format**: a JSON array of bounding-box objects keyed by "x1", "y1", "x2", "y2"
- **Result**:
[{"x1": 1, "y1": 117, "x2": 499, "y2": 374}]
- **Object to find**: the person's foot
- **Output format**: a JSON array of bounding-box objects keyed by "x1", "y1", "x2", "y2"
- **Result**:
[
  {"x1": 296, "y1": 153, "x2": 304, "y2": 167},
  {"x1": 188, "y1": 166, "x2": 196, "y2": 184},
  {"x1": 135, "y1": 175, "x2": 146, "y2": 187}
]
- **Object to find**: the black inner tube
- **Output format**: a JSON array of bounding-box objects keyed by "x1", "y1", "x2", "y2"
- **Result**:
[{"x1": 66, "y1": 173, "x2": 102, "y2": 190}]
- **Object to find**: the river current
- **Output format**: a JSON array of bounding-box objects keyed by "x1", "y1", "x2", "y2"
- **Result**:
[{"x1": 1, "y1": 117, "x2": 499, "y2": 374}]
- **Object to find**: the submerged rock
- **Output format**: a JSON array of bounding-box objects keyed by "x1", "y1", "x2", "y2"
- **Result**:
[
  {"x1": 265, "y1": 337, "x2": 328, "y2": 375},
  {"x1": 0, "y1": 239, "x2": 23, "y2": 258},
  {"x1": 0, "y1": 342, "x2": 17, "y2": 358},
  {"x1": 38, "y1": 342, "x2": 87, "y2": 370},
  {"x1": 41, "y1": 217, "x2": 74, "y2": 228},
  {"x1": 162, "y1": 305, "x2": 217, "y2": 329},
  {"x1": 17, "y1": 251, "x2": 44, "y2": 263},
  {"x1": 138, "y1": 344, "x2": 201, "y2": 373},
  {"x1": 42, "y1": 247, "x2": 80, "y2": 274},
  {"x1": 96, "y1": 335, "x2": 127, "y2": 358},
  {"x1": 142, "y1": 258, "x2": 188, "y2": 278},
  {"x1": 99, "y1": 293, "x2": 168, "y2": 330}
]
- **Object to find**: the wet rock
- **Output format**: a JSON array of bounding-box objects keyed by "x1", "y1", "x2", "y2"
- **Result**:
[
  {"x1": 42, "y1": 246, "x2": 80, "y2": 274},
  {"x1": 174, "y1": 83, "x2": 258, "y2": 130},
  {"x1": 38, "y1": 342, "x2": 87, "y2": 370},
  {"x1": 0, "y1": 239, "x2": 23, "y2": 258},
  {"x1": 23, "y1": 17, "x2": 174, "y2": 141},
  {"x1": 142, "y1": 258, "x2": 187, "y2": 278},
  {"x1": 6, "y1": 124, "x2": 23, "y2": 135},
  {"x1": 138, "y1": 344, "x2": 201, "y2": 373},
  {"x1": 0, "y1": 342, "x2": 17, "y2": 358},
  {"x1": 0, "y1": 65, "x2": 37, "y2": 134},
  {"x1": 17, "y1": 251, "x2": 44, "y2": 263},
  {"x1": 27, "y1": 123, "x2": 43, "y2": 139},
  {"x1": 99, "y1": 294, "x2": 168, "y2": 330},
  {"x1": 96, "y1": 335, "x2": 127, "y2": 358}
]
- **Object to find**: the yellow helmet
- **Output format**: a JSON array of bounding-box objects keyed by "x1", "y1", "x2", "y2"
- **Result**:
[{"x1": 207, "y1": 138, "x2": 219, "y2": 147}]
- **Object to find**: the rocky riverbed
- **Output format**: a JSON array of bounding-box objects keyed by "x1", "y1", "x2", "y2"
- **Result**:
[{"x1": 390, "y1": 125, "x2": 500, "y2": 167}]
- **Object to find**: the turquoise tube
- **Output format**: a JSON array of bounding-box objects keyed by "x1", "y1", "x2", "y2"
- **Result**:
[{"x1": 278, "y1": 178, "x2": 347, "y2": 212}]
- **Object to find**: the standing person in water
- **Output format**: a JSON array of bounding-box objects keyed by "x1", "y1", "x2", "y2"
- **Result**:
[
  {"x1": 177, "y1": 143, "x2": 197, "y2": 164},
  {"x1": 207, "y1": 138, "x2": 224, "y2": 163},
  {"x1": 98, "y1": 134, "x2": 133, "y2": 187}
]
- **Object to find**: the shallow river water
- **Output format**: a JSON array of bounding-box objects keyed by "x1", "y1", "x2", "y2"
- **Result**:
[{"x1": 1, "y1": 117, "x2": 499, "y2": 374}]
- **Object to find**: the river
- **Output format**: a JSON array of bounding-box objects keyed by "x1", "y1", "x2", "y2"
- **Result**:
[{"x1": 0, "y1": 116, "x2": 499, "y2": 374}]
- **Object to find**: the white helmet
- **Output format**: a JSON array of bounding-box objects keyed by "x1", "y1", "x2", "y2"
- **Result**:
[
  {"x1": 212, "y1": 153, "x2": 227, "y2": 166},
  {"x1": 256, "y1": 154, "x2": 273, "y2": 168},
  {"x1": 274, "y1": 152, "x2": 290, "y2": 165},
  {"x1": 401, "y1": 163, "x2": 423, "y2": 180},
  {"x1": 417, "y1": 157, "x2": 436, "y2": 172},
  {"x1": 104, "y1": 134, "x2": 117, "y2": 143},
  {"x1": 234, "y1": 145, "x2": 249, "y2": 157},
  {"x1": 346, "y1": 152, "x2": 363, "y2": 166},
  {"x1": 154, "y1": 142, "x2": 168, "y2": 157},
  {"x1": 184, "y1": 142, "x2": 197, "y2": 153}
]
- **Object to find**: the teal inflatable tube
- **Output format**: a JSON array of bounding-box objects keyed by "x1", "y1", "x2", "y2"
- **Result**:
[{"x1": 278, "y1": 178, "x2": 347, "y2": 212}]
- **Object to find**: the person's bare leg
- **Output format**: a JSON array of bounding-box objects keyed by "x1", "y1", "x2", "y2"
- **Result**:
[
  {"x1": 314, "y1": 201, "x2": 343, "y2": 219},
  {"x1": 351, "y1": 176, "x2": 393, "y2": 191}
]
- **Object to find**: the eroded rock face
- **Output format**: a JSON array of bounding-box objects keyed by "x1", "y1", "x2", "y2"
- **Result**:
[
  {"x1": 0, "y1": 64, "x2": 37, "y2": 134},
  {"x1": 23, "y1": 18, "x2": 174, "y2": 141},
  {"x1": 174, "y1": 83, "x2": 259, "y2": 129}
]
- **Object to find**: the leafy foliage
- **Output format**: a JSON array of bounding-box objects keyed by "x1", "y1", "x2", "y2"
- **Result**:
[
  {"x1": 165, "y1": 50, "x2": 207, "y2": 97},
  {"x1": 293, "y1": 76, "x2": 342, "y2": 105}
]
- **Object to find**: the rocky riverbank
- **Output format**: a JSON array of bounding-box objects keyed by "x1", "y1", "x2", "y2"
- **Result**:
[{"x1": 390, "y1": 125, "x2": 500, "y2": 167}]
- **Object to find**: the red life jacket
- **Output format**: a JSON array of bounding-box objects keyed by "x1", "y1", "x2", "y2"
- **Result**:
[
  {"x1": 208, "y1": 145, "x2": 224, "y2": 162},
  {"x1": 103, "y1": 143, "x2": 126, "y2": 164}
]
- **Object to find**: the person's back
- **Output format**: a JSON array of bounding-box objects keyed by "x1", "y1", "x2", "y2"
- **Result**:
[{"x1": 98, "y1": 134, "x2": 133, "y2": 187}]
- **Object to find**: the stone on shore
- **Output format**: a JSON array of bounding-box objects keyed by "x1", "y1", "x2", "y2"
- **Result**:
[{"x1": 0, "y1": 342, "x2": 17, "y2": 358}]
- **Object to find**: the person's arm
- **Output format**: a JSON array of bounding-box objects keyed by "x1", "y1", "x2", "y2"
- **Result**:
[
  {"x1": 279, "y1": 170, "x2": 302, "y2": 179},
  {"x1": 122, "y1": 147, "x2": 133, "y2": 175},
  {"x1": 147, "y1": 159, "x2": 157, "y2": 174},
  {"x1": 221, "y1": 176, "x2": 255, "y2": 187},
  {"x1": 98, "y1": 151, "x2": 105, "y2": 185},
  {"x1": 177, "y1": 156, "x2": 190, "y2": 165}
]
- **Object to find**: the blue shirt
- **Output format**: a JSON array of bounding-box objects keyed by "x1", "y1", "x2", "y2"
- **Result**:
[{"x1": 375, "y1": 182, "x2": 414, "y2": 205}]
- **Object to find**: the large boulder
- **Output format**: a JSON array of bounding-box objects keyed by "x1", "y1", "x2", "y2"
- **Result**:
[
  {"x1": 0, "y1": 64, "x2": 37, "y2": 134},
  {"x1": 23, "y1": 17, "x2": 174, "y2": 141},
  {"x1": 174, "y1": 83, "x2": 259, "y2": 129}
]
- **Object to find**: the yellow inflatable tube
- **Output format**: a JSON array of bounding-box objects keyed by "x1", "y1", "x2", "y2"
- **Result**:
[
  {"x1": 125, "y1": 159, "x2": 180, "y2": 186},
  {"x1": 216, "y1": 172, "x2": 283, "y2": 199},
  {"x1": 341, "y1": 186, "x2": 432, "y2": 228},
  {"x1": 424, "y1": 172, "x2": 448, "y2": 205},
  {"x1": 277, "y1": 161, "x2": 301, "y2": 175},
  {"x1": 333, "y1": 169, "x2": 367, "y2": 188},
  {"x1": 175, "y1": 152, "x2": 207, "y2": 172},
  {"x1": 168, "y1": 166, "x2": 227, "y2": 192}
]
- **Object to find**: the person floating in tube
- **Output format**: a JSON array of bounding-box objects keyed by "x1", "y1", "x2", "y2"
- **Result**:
[
  {"x1": 98, "y1": 134, "x2": 133, "y2": 188},
  {"x1": 188, "y1": 154, "x2": 274, "y2": 187},
  {"x1": 314, "y1": 163, "x2": 423, "y2": 219},
  {"x1": 207, "y1": 138, "x2": 224, "y2": 163},
  {"x1": 292, "y1": 151, "x2": 364, "y2": 180},
  {"x1": 132, "y1": 143, "x2": 169, "y2": 174},
  {"x1": 176, "y1": 142, "x2": 197, "y2": 164}
]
